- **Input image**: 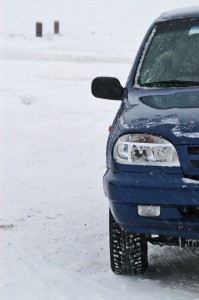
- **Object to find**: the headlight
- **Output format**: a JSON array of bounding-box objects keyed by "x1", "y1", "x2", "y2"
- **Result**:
[{"x1": 113, "y1": 134, "x2": 180, "y2": 167}]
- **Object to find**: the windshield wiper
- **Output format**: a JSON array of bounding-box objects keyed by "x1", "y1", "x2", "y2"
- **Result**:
[{"x1": 141, "y1": 80, "x2": 199, "y2": 87}]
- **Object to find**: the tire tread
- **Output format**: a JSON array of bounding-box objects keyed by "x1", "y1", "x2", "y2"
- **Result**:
[{"x1": 109, "y1": 210, "x2": 148, "y2": 275}]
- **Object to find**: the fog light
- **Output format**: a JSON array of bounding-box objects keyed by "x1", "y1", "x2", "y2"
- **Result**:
[{"x1": 138, "y1": 205, "x2": 160, "y2": 217}]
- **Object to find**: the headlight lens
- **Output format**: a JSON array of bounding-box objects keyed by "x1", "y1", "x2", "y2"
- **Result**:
[{"x1": 113, "y1": 134, "x2": 180, "y2": 167}]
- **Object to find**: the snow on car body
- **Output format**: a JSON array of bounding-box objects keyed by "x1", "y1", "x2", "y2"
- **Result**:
[{"x1": 92, "y1": 7, "x2": 199, "y2": 274}]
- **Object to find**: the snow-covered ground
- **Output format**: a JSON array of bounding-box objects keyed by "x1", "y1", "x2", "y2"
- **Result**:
[{"x1": 0, "y1": 0, "x2": 199, "y2": 299}]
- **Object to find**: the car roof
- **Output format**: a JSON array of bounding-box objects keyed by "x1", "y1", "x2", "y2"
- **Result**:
[{"x1": 156, "y1": 7, "x2": 199, "y2": 23}]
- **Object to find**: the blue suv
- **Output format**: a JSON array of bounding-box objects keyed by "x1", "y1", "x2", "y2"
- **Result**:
[{"x1": 92, "y1": 7, "x2": 199, "y2": 275}]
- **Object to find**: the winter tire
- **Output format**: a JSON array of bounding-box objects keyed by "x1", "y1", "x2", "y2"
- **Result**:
[{"x1": 109, "y1": 209, "x2": 148, "y2": 275}]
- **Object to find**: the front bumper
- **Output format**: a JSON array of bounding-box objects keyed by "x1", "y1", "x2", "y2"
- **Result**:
[{"x1": 104, "y1": 169, "x2": 199, "y2": 239}]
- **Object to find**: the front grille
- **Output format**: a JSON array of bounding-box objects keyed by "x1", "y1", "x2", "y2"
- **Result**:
[
  {"x1": 190, "y1": 160, "x2": 199, "y2": 168},
  {"x1": 186, "y1": 175, "x2": 199, "y2": 181},
  {"x1": 188, "y1": 147, "x2": 199, "y2": 169},
  {"x1": 188, "y1": 147, "x2": 199, "y2": 155}
]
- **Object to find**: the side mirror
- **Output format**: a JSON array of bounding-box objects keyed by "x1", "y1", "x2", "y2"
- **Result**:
[{"x1": 91, "y1": 77, "x2": 124, "y2": 100}]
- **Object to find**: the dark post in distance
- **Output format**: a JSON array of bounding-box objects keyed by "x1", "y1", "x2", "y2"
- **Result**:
[
  {"x1": 54, "y1": 21, "x2": 60, "y2": 34},
  {"x1": 36, "y1": 22, "x2": 43, "y2": 37}
]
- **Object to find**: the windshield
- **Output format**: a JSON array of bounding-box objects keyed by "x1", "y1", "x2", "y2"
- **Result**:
[{"x1": 137, "y1": 19, "x2": 199, "y2": 87}]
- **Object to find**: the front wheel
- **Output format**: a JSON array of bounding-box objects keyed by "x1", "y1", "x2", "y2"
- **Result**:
[{"x1": 109, "y1": 209, "x2": 148, "y2": 275}]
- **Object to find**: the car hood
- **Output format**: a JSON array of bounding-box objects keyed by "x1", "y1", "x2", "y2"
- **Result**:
[{"x1": 119, "y1": 88, "x2": 199, "y2": 145}]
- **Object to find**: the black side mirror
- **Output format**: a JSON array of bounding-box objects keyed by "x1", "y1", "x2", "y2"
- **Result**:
[{"x1": 91, "y1": 77, "x2": 124, "y2": 100}]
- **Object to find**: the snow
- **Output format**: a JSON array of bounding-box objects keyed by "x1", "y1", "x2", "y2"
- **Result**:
[
  {"x1": 182, "y1": 178, "x2": 199, "y2": 184},
  {"x1": 134, "y1": 27, "x2": 157, "y2": 87},
  {"x1": 172, "y1": 130, "x2": 199, "y2": 138},
  {"x1": 0, "y1": 0, "x2": 199, "y2": 299}
]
